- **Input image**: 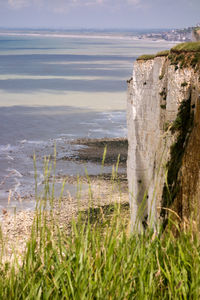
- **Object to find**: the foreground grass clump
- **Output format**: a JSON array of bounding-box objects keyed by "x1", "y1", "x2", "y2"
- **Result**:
[{"x1": 0, "y1": 205, "x2": 200, "y2": 299}]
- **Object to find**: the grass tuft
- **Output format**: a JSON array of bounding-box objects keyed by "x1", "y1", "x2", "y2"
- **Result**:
[
  {"x1": 137, "y1": 54, "x2": 155, "y2": 61},
  {"x1": 155, "y1": 50, "x2": 170, "y2": 57},
  {"x1": 171, "y1": 42, "x2": 200, "y2": 53}
]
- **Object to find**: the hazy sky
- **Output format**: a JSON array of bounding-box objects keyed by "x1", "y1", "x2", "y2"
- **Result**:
[{"x1": 0, "y1": 0, "x2": 199, "y2": 29}]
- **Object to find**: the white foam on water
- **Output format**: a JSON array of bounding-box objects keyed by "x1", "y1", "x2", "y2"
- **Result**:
[
  {"x1": 57, "y1": 133, "x2": 75, "y2": 138},
  {"x1": 89, "y1": 128, "x2": 105, "y2": 133},
  {"x1": 13, "y1": 179, "x2": 21, "y2": 193},
  {"x1": 80, "y1": 122, "x2": 99, "y2": 126},
  {"x1": 6, "y1": 168, "x2": 23, "y2": 178},
  {"x1": 26, "y1": 140, "x2": 47, "y2": 145},
  {"x1": 6, "y1": 155, "x2": 14, "y2": 161},
  {"x1": 0, "y1": 144, "x2": 17, "y2": 154}
]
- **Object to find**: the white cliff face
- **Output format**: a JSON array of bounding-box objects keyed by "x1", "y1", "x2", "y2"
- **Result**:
[{"x1": 127, "y1": 55, "x2": 199, "y2": 231}]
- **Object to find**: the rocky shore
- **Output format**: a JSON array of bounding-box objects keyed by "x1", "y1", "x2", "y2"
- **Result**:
[
  {"x1": 69, "y1": 137, "x2": 128, "y2": 165},
  {"x1": 1, "y1": 137, "x2": 129, "y2": 262}
]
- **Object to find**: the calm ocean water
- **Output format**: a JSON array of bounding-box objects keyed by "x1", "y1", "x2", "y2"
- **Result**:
[{"x1": 0, "y1": 31, "x2": 175, "y2": 211}]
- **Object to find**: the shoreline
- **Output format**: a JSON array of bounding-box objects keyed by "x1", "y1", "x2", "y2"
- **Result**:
[
  {"x1": 1, "y1": 137, "x2": 129, "y2": 261},
  {"x1": 0, "y1": 31, "x2": 179, "y2": 44},
  {"x1": 67, "y1": 137, "x2": 128, "y2": 165}
]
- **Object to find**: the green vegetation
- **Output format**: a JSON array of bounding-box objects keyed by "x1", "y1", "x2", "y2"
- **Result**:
[
  {"x1": 0, "y1": 153, "x2": 199, "y2": 299},
  {"x1": 161, "y1": 96, "x2": 194, "y2": 224},
  {"x1": 172, "y1": 42, "x2": 200, "y2": 53},
  {"x1": 181, "y1": 82, "x2": 188, "y2": 87},
  {"x1": 137, "y1": 54, "x2": 155, "y2": 61},
  {"x1": 191, "y1": 53, "x2": 200, "y2": 68},
  {"x1": 160, "y1": 104, "x2": 166, "y2": 110},
  {"x1": 137, "y1": 42, "x2": 200, "y2": 71},
  {"x1": 0, "y1": 154, "x2": 199, "y2": 298},
  {"x1": 1, "y1": 195, "x2": 200, "y2": 298},
  {"x1": 155, "y1": 50, "x2": 170, "y2": 57},
  {"x1": 137, "y1": 50, "x2": 170, "y2": 61},
  {"x1": 168, "y1": 50, "x2": 200, "y2": 71},
  {"x1": 163, "y1": 121, "x2": 170, "y2": 132}
]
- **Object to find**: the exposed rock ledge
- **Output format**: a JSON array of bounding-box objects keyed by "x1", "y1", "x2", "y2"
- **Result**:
[{"x1": 127, "y1": 43, "x2": 200, "y2": 231}]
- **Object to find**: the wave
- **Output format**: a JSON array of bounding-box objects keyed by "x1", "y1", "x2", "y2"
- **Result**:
[
  {"x1": 6, "y1": 168, "x2": 23, "y2": 178},
  {"x1": 0, "y1": 144, "x2": 18, "y2": 155}
]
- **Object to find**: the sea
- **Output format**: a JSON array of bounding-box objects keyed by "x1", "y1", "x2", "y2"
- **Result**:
[{"x1": 0, "y1": 29, "x2": 175, "y2": 212}]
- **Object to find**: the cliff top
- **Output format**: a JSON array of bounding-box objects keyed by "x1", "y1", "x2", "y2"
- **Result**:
[
  {"x1": 136, "y1": 42, "x2": 200, "y2": 71},
  {"x1": 137, "y1": 42, "x2": 200, "y2": 62},
  {"x1": 171, "y1": 41, "x2": 200, "y2": 53}
]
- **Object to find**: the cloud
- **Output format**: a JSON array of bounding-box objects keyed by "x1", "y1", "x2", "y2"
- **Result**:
[
  {"x1": 8, "y1": 0, "x2": 29, "y2": 9},
  {"x1": 127, "y1": 0, "x2": 140, "y2": 4},
  {"x1": 6, "y1": 0, "x2": 142, "y2": 11}
]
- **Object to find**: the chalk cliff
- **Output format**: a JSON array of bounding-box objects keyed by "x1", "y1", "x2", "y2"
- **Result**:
[
  {"x1": 192, "y1": 27, "x2": 200, "y2": 42},
  {"x1": 127, "y1": 43, "x2": 200, "y2": 231}
]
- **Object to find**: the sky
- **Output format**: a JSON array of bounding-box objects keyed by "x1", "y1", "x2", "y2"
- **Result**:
[{"x1": 0, "y1": 0, "x2": 199, "y2": 29}]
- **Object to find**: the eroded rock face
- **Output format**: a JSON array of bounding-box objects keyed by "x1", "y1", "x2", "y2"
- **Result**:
[{"x1": 127, "y1": 55, "x2": 200, "y2": 231}]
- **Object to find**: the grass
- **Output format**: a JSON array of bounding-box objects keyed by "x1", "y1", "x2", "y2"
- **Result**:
[
  {"x1": 136, "y1": 42, "x2": 200, "y2": 71},
  {"x1": 137, "y1": 54, "x2": 155, "y2": 61},
  {"x1": 171, "y1": 42, "x2": 200, "y2": 53},
  {"x1": 155, "y1": 50, "x2": 170, "y2": 57},
  {"x1": 1, "y1": 158, "x2": 200, "y2": 299},
  {"x1": 137, "y1": 50, "x2": 170, "y2": 62},
  {"x1": 137, "y1": 50, "x2": 169, "y2": 61},
  {"x1": 1, "y1": 200, "x2": 200, "y2": 299}
]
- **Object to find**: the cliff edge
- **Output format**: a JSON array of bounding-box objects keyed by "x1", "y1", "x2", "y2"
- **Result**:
[{"x1": 127, "y1": 42, "x2": 200, "y2": 231}]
